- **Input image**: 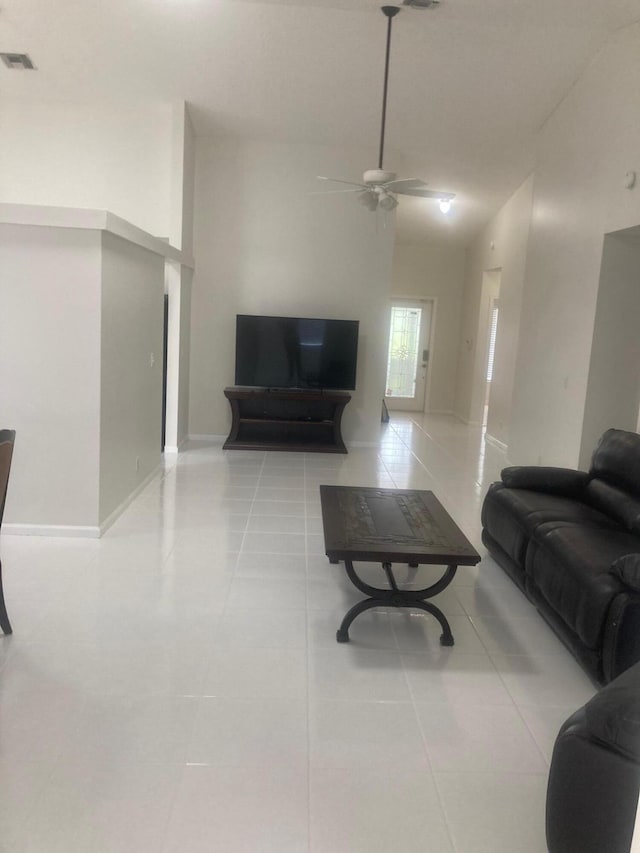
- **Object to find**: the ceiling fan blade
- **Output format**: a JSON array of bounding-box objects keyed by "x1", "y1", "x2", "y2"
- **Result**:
[
  {"x1": 383, "y1": 178, "x2": 428, "y2": 192},
  {"x1": 317, "y1": 176, "x2": 367, "y2": 189},
  {"x1": 395, "y1": 188, "x2": 456, "y2": 199},
  {"x1": 310, "y1": 189, "x2": 362, "y2": 194}
]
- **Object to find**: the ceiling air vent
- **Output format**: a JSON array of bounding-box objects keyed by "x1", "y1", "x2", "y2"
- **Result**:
[
  {"x1": 402, "y1": 0, "x2": 441, "y2": 8},
  {"x1": 1, "y1": 53, "x2": 35, "y2": 70}
]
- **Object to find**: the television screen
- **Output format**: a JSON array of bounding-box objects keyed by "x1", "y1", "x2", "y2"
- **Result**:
[{"x1": 235, "y1": 315, "x2": 359, "y2": 390}]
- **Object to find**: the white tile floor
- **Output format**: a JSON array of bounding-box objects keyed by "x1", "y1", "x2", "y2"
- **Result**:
[{"x1": 0, "y1": 413, "x2": 598, "y2": 852}]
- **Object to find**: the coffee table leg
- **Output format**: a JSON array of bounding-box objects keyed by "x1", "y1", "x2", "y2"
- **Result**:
[
  {"x1": 335, "y1": 561, "x2": 459, "y2": 645},
  {"x1": 336, "y1": 598, "x2": 389, "y2": 643},
  {"x1": 408, "y1": 601, "x2": 455, "y2": 646}
]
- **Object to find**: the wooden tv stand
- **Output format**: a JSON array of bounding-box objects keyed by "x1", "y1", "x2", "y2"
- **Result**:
[{"x1": 223, "y1": 387, "x2": 351, "y2": 453}]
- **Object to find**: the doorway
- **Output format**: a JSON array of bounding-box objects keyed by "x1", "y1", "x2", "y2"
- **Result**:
[
  {"x1": 483, "y1": 297, "x2": 499, "y2": 426},
  {"x1": 384, "y1": 299, "x2": 433, "y2": 412},
  {"x1": 471, "y1": 268, "x2": 501, "y2": 427}
]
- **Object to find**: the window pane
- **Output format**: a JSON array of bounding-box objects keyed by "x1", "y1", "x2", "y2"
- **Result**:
[{"x1": 385, "y1": 306, "x2": 422, "y2": 398}]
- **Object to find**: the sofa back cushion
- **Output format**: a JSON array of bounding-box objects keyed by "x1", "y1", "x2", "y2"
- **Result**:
[
  {"x1": 584, "y1": 479, "x2": 640, "y2": 535},
  {"x1": 590, "y1": 429, "x2": 640, "y2": 497}
]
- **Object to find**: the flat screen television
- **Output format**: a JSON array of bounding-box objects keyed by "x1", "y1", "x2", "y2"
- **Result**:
[{"x1": 235, "y1": 314, "x2": 359, "y2": 390}]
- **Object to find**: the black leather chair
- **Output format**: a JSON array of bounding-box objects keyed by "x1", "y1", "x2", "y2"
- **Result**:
[
  {"x1": 0, "y1": 429, "x2": 16, "y2": 634},
  {"x1": 546, "y1": 659, "x2": 640, "y2": 852}
]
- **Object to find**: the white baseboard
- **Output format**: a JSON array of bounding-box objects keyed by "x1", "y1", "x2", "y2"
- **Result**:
[
  {"x1": 485, "y1": 433, "x2": 508, "y2": 453},
  {"x1": 4, "y1": 465, "x2": 162, "y2": 539},
  {"x1": 164, "y1": 437, "x2": 188, "y2": 454},
  {"x1": 3, "y1": 523, "x2": 101, "y2": 538},
  {"x1": 348, "y1": 441, "x2": 379, "y2": 448},
  {"x1": 98, "y1": 465, "x2": 162, "y2": 536}
]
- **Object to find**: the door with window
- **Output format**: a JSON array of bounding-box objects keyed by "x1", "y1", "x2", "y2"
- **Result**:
[{"x1": 384, "y1": 299, "x2": 433, "y2": 412}]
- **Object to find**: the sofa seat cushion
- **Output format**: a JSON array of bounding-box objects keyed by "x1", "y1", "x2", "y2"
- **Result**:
[
  {"x1": 481, "y1": 482, "x2": 616, "y2": 566},
  {"x1": 526, "y1": 523, "x2": 640, "y2": 649}
]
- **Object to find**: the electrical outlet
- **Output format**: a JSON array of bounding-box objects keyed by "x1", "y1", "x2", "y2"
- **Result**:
[{"x1": 149, "y1": 353, "x2": 155, "y2": 368}]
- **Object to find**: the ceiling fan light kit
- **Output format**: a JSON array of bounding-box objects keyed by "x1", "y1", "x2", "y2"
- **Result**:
[
  {"x1": 379, "y1": 190, "x2": 399, "y2": 211},
  {"x1": 358, "y1": 190, "x2": 379, "y2": 210},
  {"x1": 316, "y1": 4, "x2": 455, "y2": 215}
]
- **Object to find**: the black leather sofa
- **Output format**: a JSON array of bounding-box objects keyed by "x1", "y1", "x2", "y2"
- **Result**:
[
  {"x1": 546, "y1": 659, "x2": 640, "y2": 853},
  {"x1": 481, "y1": 428, "x2": 640, "y2": 684}
]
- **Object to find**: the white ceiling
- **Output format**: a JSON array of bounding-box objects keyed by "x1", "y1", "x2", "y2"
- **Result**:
[{"x1": 3, "y1": 0, "x2": 640, "y2": 244}]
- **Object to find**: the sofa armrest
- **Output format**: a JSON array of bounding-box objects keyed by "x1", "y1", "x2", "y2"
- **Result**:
[
  {"x1": 500, "y1": 466, "x2": 590, "y2": 496},
  {"x1": 546, "y1": 661, "x2": 640, "y2": 852},
  {"x1": 611, "y1": 554, "x2": 640, "y2": 593},
  {"x1": 585, "y1": 682, "x2": 640, "y2": 763}
]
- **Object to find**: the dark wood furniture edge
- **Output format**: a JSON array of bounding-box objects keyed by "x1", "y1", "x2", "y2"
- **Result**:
[
  {"x1": 223, "y1": 386, "x2": 351, "y2": 453},
  {"x1": 319, "y1": 485, "x2": 481, "y2": 645}
]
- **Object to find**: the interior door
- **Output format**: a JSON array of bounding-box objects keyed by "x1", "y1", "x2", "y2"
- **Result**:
[{"x1": 384, "y1": 299, "x2": 432, "y2": 412}]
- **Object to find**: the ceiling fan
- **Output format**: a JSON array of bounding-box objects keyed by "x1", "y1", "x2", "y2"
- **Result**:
[{"x1": 317, "y1": 5, "x2": 455, "y2": 213}]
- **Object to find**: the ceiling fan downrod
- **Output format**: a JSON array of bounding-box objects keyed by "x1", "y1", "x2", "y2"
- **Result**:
[{"x1": 378, "y1": 6, "x2": 400, "y2": 170}]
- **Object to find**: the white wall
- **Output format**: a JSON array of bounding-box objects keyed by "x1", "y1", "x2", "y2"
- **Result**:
[
  {"x1": 178, "y1": 270, "x2": 193, "y2": 445},
  {"x1": 99, "y1": 233, "x2": 165, "y2": 522},
  {"x1": 0, "y1": 214, "x2": 173, "y2": 534},
  {"x1": 390, "y1": 245, "x2": 466, "y2": 414},
  {"x1": 170, "y1": 105, "x2": 195, "y2": 448},
  {"x1": 189, "y1": 139, "x2": 395, "y2": 445},
  {"x1": 170, "y1": 103, "x2": 196, "y2": 255},
  {"x1": 0, "y1": 100, "x2": 173, "y2": 239},
  {"x1": 455, "y1": 175, "x2": 533, "y2": 442},
  {"x1": 0, "y1": 96, "x2": 197, "y2": 468},
  {"x1": 0, "y1": 224, "x2": 101, "y2": 530},
  {"x1": 579, "y1": 230, "x2": 640, "y2": 467},
  {"x1": 165, "y1": 261, "x2": 193, "y2": 452},
  {"x1": 509, "y1": 24, "x2": 640, "y2": 466}
]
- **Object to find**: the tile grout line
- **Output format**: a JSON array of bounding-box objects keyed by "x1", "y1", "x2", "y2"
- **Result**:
[{"x1": 221, "y1": 451, "x2": 266, "y2": 614}]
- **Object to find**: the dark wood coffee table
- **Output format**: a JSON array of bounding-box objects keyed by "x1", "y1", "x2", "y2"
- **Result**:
[{"x1": 320, "y1": 486, "x2": 481, "y2": 644}]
